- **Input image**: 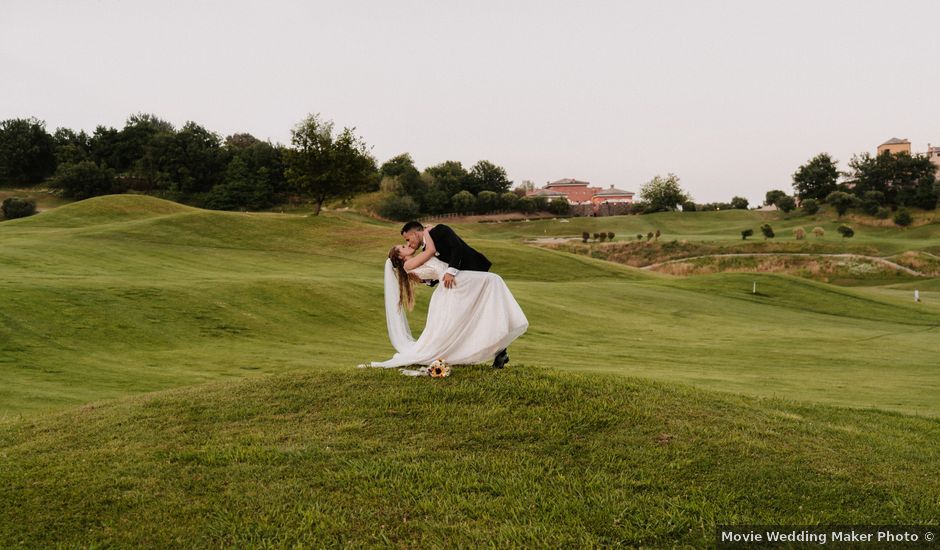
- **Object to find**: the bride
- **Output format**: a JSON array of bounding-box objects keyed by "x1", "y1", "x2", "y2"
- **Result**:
[{"x1": 370, "y1": 228, "x2": 528, "y2": 370}]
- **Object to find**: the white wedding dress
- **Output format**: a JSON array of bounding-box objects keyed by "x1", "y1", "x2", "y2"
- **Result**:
[{"x1": 371, "y1": 257, "x2": 528, "y2": 369}]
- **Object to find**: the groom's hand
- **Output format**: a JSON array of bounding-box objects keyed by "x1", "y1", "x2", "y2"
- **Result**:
[{"x1": 443, "y1": 273, "x2": 456, "y2": 289}]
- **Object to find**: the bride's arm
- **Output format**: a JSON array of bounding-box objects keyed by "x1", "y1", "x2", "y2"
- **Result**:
[{"x1": 403, "y1": 231, "x2": 437, "y2": 271}]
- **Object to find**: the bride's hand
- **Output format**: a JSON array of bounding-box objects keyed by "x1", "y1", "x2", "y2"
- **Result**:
[{"x1": 424, "y1": 230, "x2": 436, "y2": 252}]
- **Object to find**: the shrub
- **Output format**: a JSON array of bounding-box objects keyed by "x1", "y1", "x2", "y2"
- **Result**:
[
  {"x1": 1, "y1": 197, "x2": 37, "y2": 220},
  {"x1": 801, "y1": 198, "x2": 819, "y2": 215},
  {"x1": 760, "y1": 223, "x2": 775, "y2": 239},
  {"x1": 681, "y1": 201, "x2": 696, "y2": 212},
  {"x1": 476, "y1": 190, "x2": 499, "y2": 213},
  {"x1": 837, "y1": 224, "x2": 854, "y2": 239},
  {"x1": 607, "y1": 231, "x2": 614, "y2": 241},
  {"x1": 825, "y1": 191, "x2": 858, "y2": 217},
  {"x1": 893, "y1": 209, "x2": 913, "y2": 227},
  {"x1": 875, "y1": 207, "x2": 891, "y2": 219},
  {"x1": 812, "y1": 226, "x2": 825, "y2": 238},
  {"x1": 861, "y1": 191, "x2": 885, "y2": 216},
  {"x1": 451, "y1": 190, "x2": 476, "y2": 214},
  {"x1": 598, "y1": 233, "x2": 607, "y2": 242},
  {"x1": 654, "y1": 229, "x2": 661, "y2": 240},
  {"x1": 498, "y1": 191, "x2": 519, "y2": 211},
  {"x1": 517, "y1": 196, "x2": 536, "y2": 214},
  {"x1": 593, "y1": 232, "x2": 600, "y2": 241},
  {"x1": 548, "y1": 196, "x2": 570, "y2": 216},
  {"x1": 646, "y1": 231, "x2": 654, "y2": 241},
  {"x1": 636, "y1": 234, "x2": 643, "y2": 241},
  {"x1": 48, "y1": 160, "x2": 122, "y2": 199},
  {"x1": 377, "y1": 194, "x2": 420, "y2": 221},
  {"x1": 741, "y1": 228, "x2": 754, "y2": 240},
  {"x1": 776, "y1": 195, "x2": 797, "y2": 213},
  {"x1": 582, "y1": 231, "x2": 589, "y2": 243},
  {"x1": 793, "y1": 227, "x2": 806, "y2": 240}
]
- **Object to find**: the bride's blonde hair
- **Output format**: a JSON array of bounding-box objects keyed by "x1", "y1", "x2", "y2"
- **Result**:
[{"x1": 388, "y1": 246, "x2": 423, "y2": 311}]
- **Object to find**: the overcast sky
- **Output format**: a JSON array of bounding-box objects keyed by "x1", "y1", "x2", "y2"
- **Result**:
[{"x1": 2, "y1": 0, "x2": 938, "y2": 204}]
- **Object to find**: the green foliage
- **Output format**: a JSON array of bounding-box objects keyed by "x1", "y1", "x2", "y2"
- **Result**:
[
  {"x1": 646, "y1": 231, "x2": 653, "y2": 241},
  {"x1": 476, "y1": 190, "x2": 499, "y2": 213},
  {"x1": 451, "y1": 190, "x2": 476, "y2": 214},
  {"x1": 517, "y1": 196, "x2": 536, "y2": 214},
  {"x1": 639, "y1": 174, "x2": 689, "y2": 212},
  {"x1": 423, "y1": 160, "x2": 468, "y2": 199},
  {"x1": 682, "y1": 200, "x2": 696, "y2": 212},
  {"x1": 792, "y1": 227, "x2": 806, "y2": 240},
  {"x1": 760, "y1": 223, "x2": 775, "y2": 239},
  {"x1": 801, "y1": 198, "x2": 820, "y2": 215},
  {"x1": 582, "y1": 231, "x2": 589, "y2": 243},
  {"x1": 775, "y1": 195, "x2": 797, "y2": 213},
  {"x1": 860, "y1": 190, "x2": 885, "y2": 216},
  {"x1": 893, "y1": 209, "x2": 913, "y2": 227},
  {"x1": 548, "y1": 196, "x2": 570, "y2": 215},
  {"x1": 376, "y1": 194, "x2": 420, "y2": 221},
  {"x1": 284, "y1": 114, "x2": 377, "y2": 215},
  {"x1": 1, "y1": 197, "x2": 37, "y2": 219},
  {"x1": 636, "y1": 234, "x2": 643, "y2": 240},
  {"x1": 825, "y1": 191, "x2": 858, "y2": 217},
  {"x1": 875, "y1": 207, "x2": 891, "y2": 219},
  {"x1": 607, "y1": 232, "x2": 614, "y2": 241},
  {"x1": 465, "y1": 160, "x2": 512, "y2": 195},
  {"x1": 764, "y1": 189, "x2": 787, "y2": 206},
  {"x1": 203, "y1": 156, "x2": 275, "y2": 211},
  {"x1": 792, "y1": 153, "x2": 840, "y2": 200},
  {"x1": 598, "y1": 232, "x2": 607, "y2": 242},
  {"x1": 0, "y1": 117, "x2": 56, "y2": 185},
  {"x1": 498, "y1": 191, "x2": 519, "y2": 211},
  {"x1": 837, "y1": 224, "x2": 854, "y2": 239},
  {"x1": 49, "y1": 160, "x2": 122, "y2": 200},
  {"x1": 741, "y1": 228, "x2": 753, "y2": 240},
  {"x1": 848, "y1": 151, "x2": 937, "y2": 210},
  {"x1": 730, "y1": 196, "x2": 749, "y2": 210},
  {"x1": 812, "y1": 226, "x2": 825, "y2": 238}
]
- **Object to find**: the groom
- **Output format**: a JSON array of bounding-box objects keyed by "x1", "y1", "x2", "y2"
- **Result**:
[{"x1": 400, "y1": 221, "x2": 509, "y2": 369}]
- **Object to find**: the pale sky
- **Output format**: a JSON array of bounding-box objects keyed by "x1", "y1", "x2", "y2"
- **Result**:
[{"x1": 2, "y1": 0, "x2": 938, "y2": 204}]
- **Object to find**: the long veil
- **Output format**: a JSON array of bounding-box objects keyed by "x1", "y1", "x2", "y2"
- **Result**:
[{"x1": 383, "y1": 258, "x2": 415, "y2": 353}]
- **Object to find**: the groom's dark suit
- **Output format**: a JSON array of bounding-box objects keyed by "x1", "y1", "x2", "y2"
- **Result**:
[{"x1": 427, "y1": 224, "x2": 491, "y2": 273}]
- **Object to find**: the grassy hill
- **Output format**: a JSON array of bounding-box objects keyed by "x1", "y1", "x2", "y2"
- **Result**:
[
  {"x1": 2, "y1": 367, "x2": 938, "y2": 547},
  {"x1": 2, "y1": 195, "x2": 940, "y2": 417}
]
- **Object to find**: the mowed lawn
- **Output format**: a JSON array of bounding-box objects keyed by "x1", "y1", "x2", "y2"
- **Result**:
[{"x1": 1, "y1": 195, "x2": 939, "y2": 417}]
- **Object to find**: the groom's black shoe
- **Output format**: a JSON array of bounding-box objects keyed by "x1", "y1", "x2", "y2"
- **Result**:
[{"x1": 492, "y1": 349, "x2": 509, "y2": 369}]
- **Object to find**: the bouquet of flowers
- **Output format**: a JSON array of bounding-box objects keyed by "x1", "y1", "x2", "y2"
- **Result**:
[{"x1": 428, "y1": 359, "x2": 451, "y2": 378}]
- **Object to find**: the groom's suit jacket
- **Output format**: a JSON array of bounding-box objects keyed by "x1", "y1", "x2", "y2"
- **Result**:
[{"x1": 428, "y1": 224, "x2": 492, "y2": 274}]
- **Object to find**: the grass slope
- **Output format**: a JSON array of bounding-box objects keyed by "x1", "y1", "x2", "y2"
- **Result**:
[
  {"x1": 1, "y1": 367, "x2": 938, "y2": 547},
  {"x1": 2, "y1": 195, "x2": 940, "y2": 417}
]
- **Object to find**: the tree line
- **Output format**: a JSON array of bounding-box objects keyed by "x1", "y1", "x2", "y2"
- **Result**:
[{"x1": 0, "y1": 114, "x2": 521, "y2": 217}]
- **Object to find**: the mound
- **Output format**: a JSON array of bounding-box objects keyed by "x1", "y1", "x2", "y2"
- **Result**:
[
  {"x1": 1, "y1": 367, "x2": 937, "y2": 547},
  {"x1": 4, "y1": 194, "x2": 195, "y2": 228}
]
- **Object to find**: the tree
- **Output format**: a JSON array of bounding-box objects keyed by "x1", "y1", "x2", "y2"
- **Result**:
[
  {"x1": 760, "y1": 223, "x2": 775, "y2": 239},
  {"x1": 639, "y1": 174, "x2": 689, "y2": 212},
  {"x1": 53, "y1": 127, "x2": 91, "y2": 166},
  {"x1": 582, "y1": 231, "x2": 589, "y2": 243},
  {"x1": 49, "y1": 160, "x2": 122, "y2": 199},
  {"x1": 654, "y1": 229, "x2": 661, "y2": 241},
  {"x1": 498, "y1": 191, "x2": 518, "y2": 211},
  {"x1": 476, "y1": 190, "x2": 499, "y2": 213},
  {"x1": 682, "y1": 201, "x2": 697, "y2": 212},
  {"x1": 598, "y1": 232, "x2": 607, "y2": 242},
  {"x1": 284, "y1": 114, "x2": 377, "y2": 215},
  {"x1": 801, "y1": 198, "x2": 820, "y2": 215},
  {"x1": 154, "y1": 122, "x2": 226, "y2": 194},
  {"x1": 424, "y1": 161, "x2": 469, "y2": 200},
  {"x1": 730, "y1": 196, "x2": 749, "y2": 209},
  {"x1": 451, "y1": 190, "x2": 476, "y2": 214},
  {"x1": 741, "y1": 228, "x2": 754, "y2": 240},
  {"x1": 380, "y1": 153, "x2": 425, "y2": 208},
  {"x1": 848, "y1": 152, "x2": 937, "y2": 210},
  {"x1": 764, "y1": 189, "x2": 787, "y2": 206},
  {"x1": 825, "y1": 191, "x2": 858, "y2": 217},
  {"x1": 646, "y1": 231, "x2": 654, "y2": 241},
  {"x1": 0, "y1": 118, "x2": 56, "y2": 185},
  {"x1": 517, "y1": 196, "x2": 536, "y2": 214},
  {"x1": 793, "y1": 227, "x2": 806, "y2": 240},
  {"x1": 607, "y1": 232, "x2": 615, "y2": 241},
  {"x1": 465, "y1": 160, "x2": 511, "y2": 195},
  {"x1": 893, "y1": 209, "x2": 913, "y2": 227},
  {"x1": 860, "y1": 190, "x2": 885, "y2": 216},
  {"x1": 776, "y1": 195, "x2": 797, "y2": 213},
  {"x1": 203, "y1": 156, "x2": 275, "y2": 211},
  {"x1": 377, "y1": 194, "x2": 419, "y2": 221},
  {"x1": 792, "y1": 153, "x2": 840, "y2": 201},
  {"x1": 1, "y1": 197, "x2": 36, "y2": 220},
  {"x1": 548, "y1": 196, "x2": 570, "y2": 215},
  {"x1": 837, "y1": 224, "x2": 854, "y2": 239}
]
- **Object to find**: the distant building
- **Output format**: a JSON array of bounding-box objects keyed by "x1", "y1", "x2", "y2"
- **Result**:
[
  {"x1": 592, "y1": 185, "x2": 635, "y2": 205},
  {"x1": 877, "y1": 137, "x2": 912, "y2": 155},
  {"x1": 929, "y1": 144, "x2": 940, "y2": 175},
  {"x1": 525, "y1": 178, "x2": 635, "y2": 216}
]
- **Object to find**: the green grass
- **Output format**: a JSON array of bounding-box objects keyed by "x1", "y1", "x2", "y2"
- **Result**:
[{"x1": 1, "y1": 367, "x2": 938, "y2": 547}]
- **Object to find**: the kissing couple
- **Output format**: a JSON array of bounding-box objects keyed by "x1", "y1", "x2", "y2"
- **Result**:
[{"x1": 368, "y1": 221, "x2": 528, "y2": 374}]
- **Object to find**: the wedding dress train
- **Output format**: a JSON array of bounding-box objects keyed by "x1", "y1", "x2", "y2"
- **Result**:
[{"x1": 371, "y1": 257, "x2": 528, "y2": 368}]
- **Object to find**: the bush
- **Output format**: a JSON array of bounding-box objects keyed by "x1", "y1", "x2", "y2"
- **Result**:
[
  {"x1": 681, "y1": 201, "x2": 696, "y2": 212},
  {"x1": 741, "y1": 228, "x2": 754, "y2": 240},
  {"x1": 654, "y1": 229, "x2": 661, "y2": 240},
  {"x1": 598, "y1": 233, "x2": 607, "y2": 242},
  {"x1": 636, "y1": 234, "x2": 643, "y2": 241},
  {"x1": 517, "y1": 197, "x2": 536, "y2": 214},
  {"x1": 812, "y1": 226, "x2": 825, "y2": 238},
  {"x1": 760, "y1": 223, "x2": 775, "y2": 239},
  {"x1": 837, "y1": 224, "x2": 854, "y2": 239},
  {"x1": 582, "y1": 231, "x2": 589, "y2": 243},
  {"x1": 825, "y1": 191, "x2": 858, "y2": 217},
  {"x1": 893, "y1": 209, "x2": 913, "y2": 227},
  {"x1": 476, "y1": 190, "x2": 499, "y2": 213},
  {"x1": 776, "y1": 195, "x2": 797, "y2": 213},
  {"x1": 498, "y1": 191, "x2": 519, "y2": 211},
  {"x1": 377, "y1": 194, "x2": 420, "y2": 221},
  {"x1": 793, "y1": 227, "x2": 806, "y2": 240},
  {"x1": 451, "y1": 190, "x2": 476, "y2": 214},
  {"x1": 861, "y1": 191, "x2": 885, "y2": 216},
  {"x1": 730, "y1": 196, "x2": 749, "y2": 210},
  {"x1": 1, "y1": 197, "x2": 37, "y2": 220},
  {"x1": 48, "y1": 160, "x2": 123, "y2": 199},
  {"x1": 646, "y1": 231, "x2": 654, "y2": 241},
  {"x1": 607, "y1": 231, "x2": 614, "y2": 241},
  {"x1": 801, "y1": 198, "x2": 819, "y2": 215},
  {"x1": 875, "y1": 207, "x2": 891, "y2": 219},
  {"x1": 593, "y1": 232, "x2": 600, "y2": 241},
  {"x1": 548, "y1": 196, "x2": 570, "y2": 216}
]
